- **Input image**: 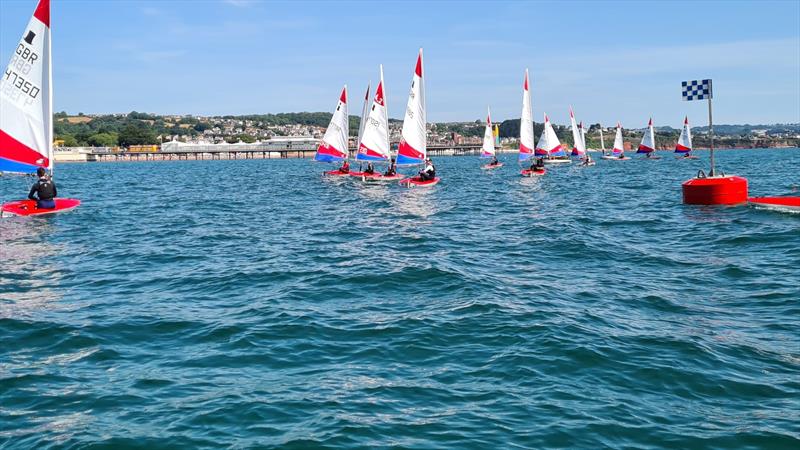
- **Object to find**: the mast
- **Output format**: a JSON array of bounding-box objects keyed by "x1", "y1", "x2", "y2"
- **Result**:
[
  {"x1": 599, "y1": 126, "x2": 606, "y2": 154},
  {"x1": 357, "y1": 83, "x2": 370, "y2": 150}
]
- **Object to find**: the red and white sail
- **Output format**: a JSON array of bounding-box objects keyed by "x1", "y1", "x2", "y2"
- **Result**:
[
  {"x1": 314, "y1": 86, "x2": 349, "y2": 163},
  {"x1": 519, "y1": 69, "x2": 534, "y2": 161},
  {"x1": 535, "y1": 113, "x2": 564, "y2": 157},
  {"x1": 356, "y1": 65, "x2": 391, "y2": 162},
  {"x1": 480, "y1": 107, "x2": 496, "y2": 158},
  {"x1": 675, "y1": 116, "x2": 692, "y2": 153},
  {"x1": 569, "y1": 107, "x2": 586, "y2": 156},
  {"x1": 612, "y1": 122, "x2": 625, "y2": 156},
  {"x1": 0, "y1": 0, "x2": 53, "y2": 174},
  {"x1": 637, "y1": 118, "x2": 656, "y2": 153},
  {"x1": 397, "y1": 48, "x2": 426, "y2": 165}
]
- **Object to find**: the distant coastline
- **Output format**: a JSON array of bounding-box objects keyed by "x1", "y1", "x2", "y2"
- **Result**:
[{"x1": 53, "y1": 112, "x2": 800, "y2": 152}]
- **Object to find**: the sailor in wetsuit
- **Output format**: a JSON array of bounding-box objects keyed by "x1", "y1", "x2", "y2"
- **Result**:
[
  {"x1": 384, "y1": 158, "x2": 397, "y2": 176},
  {"x1": 339, "y1": 160, "x2": 350, "y2": 173},
  {"x1": 28, "y1": 167, "x2": 57, "y2": 209},
  {"x1": 490, "y1": 156, "x2": 499, "y2": 166},
  {"x1": 530, "y1": 157, "x2": 545, "y2": 171},
  {"x1": 419, "y1": 158, "x2": 436, "y2": 181},
  {"x1": 364, "y1": 162, "x2": 375, "y2": 175}
]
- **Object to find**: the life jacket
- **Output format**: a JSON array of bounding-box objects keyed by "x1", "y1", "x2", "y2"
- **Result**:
[{"x1": 35, "y1": 177, "x2": 56, "y2": 200}]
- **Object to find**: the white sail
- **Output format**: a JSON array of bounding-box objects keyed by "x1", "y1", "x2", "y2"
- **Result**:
[
  {"x1": 638, "y1": 118, "x2": 656, "y2": 153},
  {"x1": 314, "y1": 85, "x2": 349, "y2": 162},
  {"x1": 519, "y1": 69, "x2": 534, "y2": 160},
  {"x1": 612, "y1": 122, "x2": 624, "y2": 155},
  {"x1": 0, "y1": 0, "x2": 53, "y2": 174},
  {"x1": 579, "y1": 121, "x2": 587, "y2": 151},
  {"x1": 481, "y1": 106, "x2": 495, "y2": 157},
  {"x1": 357, "y1": 83, "x2": 370, "y2": 148},
  {"x1": 599, "y1": 126, "x2": 606, "y2": 152},
  {"x1": 356, "y1": 65, "x2": 390, "y2": 162},
  {"x1": 397, "y1": 48, "x2": 426, "y2": 165},
  {"x1": 535, "y1": 113, "x2": 563, "y2": 156},
  {"x1": 569, "y1": 107, "x2": 585, "y2": 156},
  {"x1": 676, "y1": 116, "x2": 692, "y2": 153}
]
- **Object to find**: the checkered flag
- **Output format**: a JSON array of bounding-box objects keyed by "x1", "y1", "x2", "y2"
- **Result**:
[{"x1": 682, "y1": 79, "x2": 712, "y2": 101}]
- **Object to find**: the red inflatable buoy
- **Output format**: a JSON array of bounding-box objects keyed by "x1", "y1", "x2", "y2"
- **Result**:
[{"x1": 682, "y1": 172, "x2": 748, "y2": 205}]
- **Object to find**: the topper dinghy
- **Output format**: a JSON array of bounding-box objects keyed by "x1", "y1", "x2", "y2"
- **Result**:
[
  {"x1": 315, "y1": 85, "x2": 351, "y2": 175},
  {"x1": 354, "y1": 65, "x2": 403, "y2": 182},
  {"x1": 537, "y1": 113, "x2": 569, "y2": 164},
  {"x1": 675, "y1": 116, "x2": 698, "y2": 159},
  {"x1": 747, "y1": 197, "x2": 800, "y2": 212},
  {"x1": 637, "y1": 118, "x2": 660, "y2": 159},
  {"x1": 397, "y1": 49, "x2": 439, "y2": 187},
  {"x1": 1, "y1": 0, "x2": 81, "y2": 216},
  {"x1": 480, "y1": 107, "x2": 503, "y2": 169},
  {"x1": 601, "y1": 122, "x2": 630, "y2": 160}
]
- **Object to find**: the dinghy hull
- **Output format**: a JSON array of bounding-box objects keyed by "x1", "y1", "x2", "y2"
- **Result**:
[{"x1": 2, "y1": 199, "x2": 81, "y2": 217}]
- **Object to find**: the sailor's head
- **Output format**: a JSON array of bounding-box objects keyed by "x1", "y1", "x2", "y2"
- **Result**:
[{"x1": 36, "y1": 167, "x2": 46, "y2": 178}]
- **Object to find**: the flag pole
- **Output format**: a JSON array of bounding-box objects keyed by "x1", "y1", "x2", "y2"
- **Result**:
[{"x1": 708, "y1": 80, "x2": 714, "y2": 176}]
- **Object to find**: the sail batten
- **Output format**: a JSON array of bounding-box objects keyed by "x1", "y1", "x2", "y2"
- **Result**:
[{"x1": 0, "y1": 0, "x2": 52, "y2": 174}]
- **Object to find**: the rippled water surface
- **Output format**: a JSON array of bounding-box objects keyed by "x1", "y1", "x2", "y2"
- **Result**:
[{"x1": 1, "y1": 149, "x2": 799, "y2": 449}]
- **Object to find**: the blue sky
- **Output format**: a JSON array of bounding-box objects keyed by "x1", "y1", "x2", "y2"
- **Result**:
[{"x1": 1, "y1": 0, "x2": 799, "y2": 126}]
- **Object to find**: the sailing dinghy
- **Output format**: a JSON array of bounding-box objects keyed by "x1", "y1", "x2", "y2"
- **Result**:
[
  {"x1": 1, "y1": 0, "x2": 81, "y2": 217},
  {"x1": 480, "y1": 107, "x2": 502, "y2": 170},
  {"x1": 537, "y1": 114, "x2": 570, "y2": 164},
  {"x1": 601, "y1": 122, "x2": 630, "y2": 160},
  {"x1": 748, "y1": 197, "x2": 800, "y2": 213},
  {"x1": 354, "y1": 66, "x2": 402, "y2": 182},
  {"x1": 569, "y1": 107, "x2": 586, "y2": 158},
  {"x1": 569, "y1": 107, "x2": 594, "y2": 166},
  {"x1": 518, "y1": 69, "x2": 544, "y2": 176},
  {"x1": 637, "y1": 118, "x2": 660, "y2": 159},
  {"x1": 675, "y1": 116, "x2": 698, "y2": 159},
  {"x1": 397, "y1": 49, "x2": 439, "y2": 187},
  {"x1": 315, "y1": 86, "x2": 351, "y2": 176},
  {"x1": 577, "y1": 121, "x2": 595, "y2": 165}
]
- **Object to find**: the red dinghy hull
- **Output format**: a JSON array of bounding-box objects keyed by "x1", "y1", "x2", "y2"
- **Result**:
[
  {"x1": 324, "y1": 170, "x2": 350, "y2": 177},
  {"x1": 399, "y1": 177, "x2": 440, "y2": 187},
  {"x1": 748, "y1": 197, "x2": 800, "y2": 212},
  {"x1": 520, "y1": 168, "x2": 546, "y2": 176},
  {"x1": 358, "y1": 173, "x2": 404, "y2": 182},
  {"x1": 1, "y1": 199, "x2": 81, "y2": 217},
  {"x1": 481, "y1": 163, "x2": 504, "y2": 170}
]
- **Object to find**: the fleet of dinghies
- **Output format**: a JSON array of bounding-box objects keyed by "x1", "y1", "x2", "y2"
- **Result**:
[{"x1": 310, "y1": 56, "x2": 707, "y2": 185}]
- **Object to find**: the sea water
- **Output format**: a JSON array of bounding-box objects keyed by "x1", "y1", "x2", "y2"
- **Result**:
[{"x1": 1, "y1": 149, "x2": 798, "y2": 449}]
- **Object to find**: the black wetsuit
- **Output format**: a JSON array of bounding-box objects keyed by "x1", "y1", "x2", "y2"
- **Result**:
[
  {"x1": 28, "y1": 176, "x2": 57, "y2": 208},
  {"x1": 385, "y1": 164, "x2": 396, "y2": 176}
]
